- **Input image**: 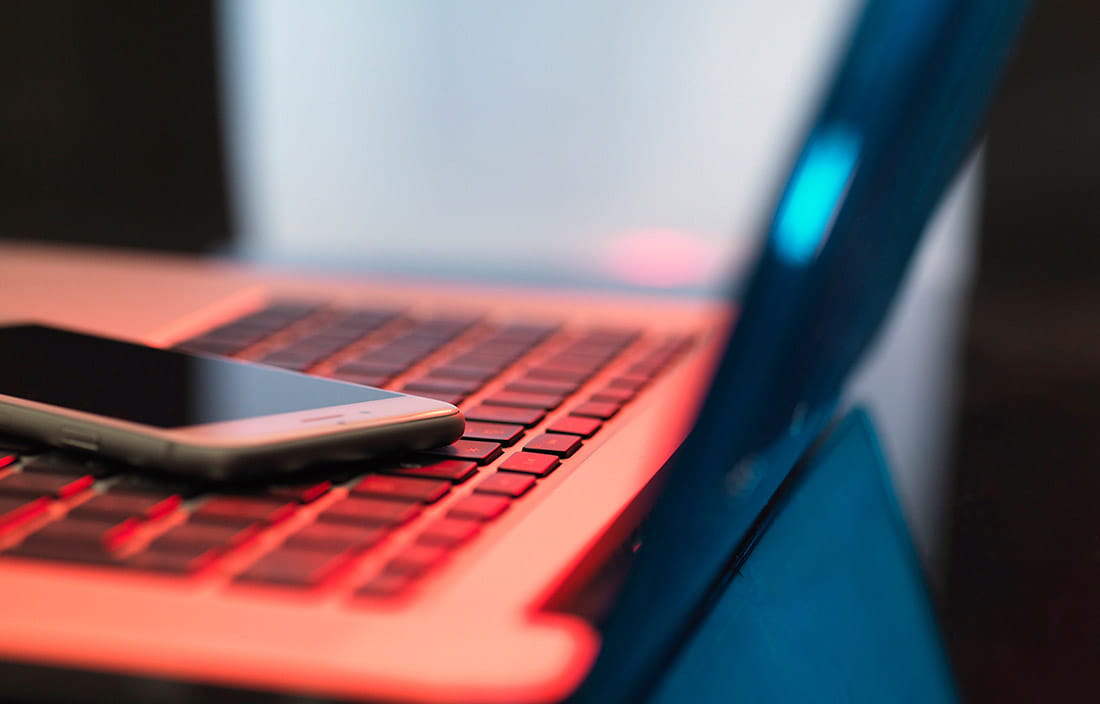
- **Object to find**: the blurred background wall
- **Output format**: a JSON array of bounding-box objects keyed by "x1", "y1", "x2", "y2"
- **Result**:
[{"x1": 0, "y1": 1, "x2": 1097, "y2": 701}]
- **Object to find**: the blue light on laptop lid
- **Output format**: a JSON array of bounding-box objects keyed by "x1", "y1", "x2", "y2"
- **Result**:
[
  {"x1": 774, "y1": 126, "x2": 860, "y2": 266},
  {"x1": 572, "y1": 0, "x2": 1031, "y2": 701}
]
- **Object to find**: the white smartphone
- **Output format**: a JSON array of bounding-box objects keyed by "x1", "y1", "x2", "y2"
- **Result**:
[{"x1": 0, "y1": 324, "x2": 464, "y2": 481}]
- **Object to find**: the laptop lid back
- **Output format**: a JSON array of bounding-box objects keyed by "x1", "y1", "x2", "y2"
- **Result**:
[
  {"x1": 575, "y1": 0, "x2": 1030, "y2": 701},
  {"x1": 647, "y1": 409, "x2": 958, "y2": 703}
]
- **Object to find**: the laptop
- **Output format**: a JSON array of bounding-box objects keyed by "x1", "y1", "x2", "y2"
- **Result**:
[{"x1": 0, "y1": 0, "x2": 1027, "y2": 702}]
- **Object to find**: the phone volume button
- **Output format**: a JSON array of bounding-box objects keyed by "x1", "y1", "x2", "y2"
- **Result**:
[{"x1": 59, "y1": 426, "x2": 101, "y2": 453}]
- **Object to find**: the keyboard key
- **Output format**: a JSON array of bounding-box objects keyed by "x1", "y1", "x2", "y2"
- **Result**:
[
  {"x1": 219, "y1": 318, "x2": 286, "y2": 337},
  {"x1": 382, "y1": 459, "x2": 478, "y2": 483},
  {"x1": 236, "y1": 302, "x2": 319, "y2": 327},
  {"x1": 465, "y1": 341, "x2": 528, "y2": 358},
  {"x1": 192, "y1": 497, "x2": 298, "y2": 526},
  {"x1": 561, "y1": 349, "x2": 617, "y2": 365},
  {"x1": 70, "y1": 491, "x2": 182, "y2": 521},
  {"x1": 590, "y1": 386, "x2": 636, "y2": 403},
  {"x1": 504, "y1": 378, "x2": 580, "y2": 395},
  {"x1": 108, "y1": 474, "x2": 201, "y2": 499},
  {"x1": 0, "y1": 472, "x2": 94, "y2": 499},
  {"x1": 571, "y1": 338, "x2": 620, "y2": 353},
  {"x1": 329, "y1": 308, "x2": 398, "y2": 331},
  {"x1": 523, "y1": 433, "x2": 582, "y2": 458},
  {"x1": 583, "y1": 327, "x2": 642, "y2": 343},
  {"x1": 314, "y1": 328, "x2": 375, "y2": 345},
  {"x1": 126, "y1": 546, "x2": 218, "y2": 574},
  {"x1": 334, "y1": 360, "x2": 407, "y2": 378},
  {"x1": 384, "y1": 335, "x2": 440, "y2": 350},
  {"x1": 498, "y1": 452, "x2": 560, "y2": 477},
  {"x1": 482, "y1": 391, "x2": 563, "y2": 410},
  {"x1": 571, "y1": 400, "x2": 622, "y2": 420},
  {"x1": 494, "y1": 322, "x2": 559, "y2": 341},
  {"x1": 351, "y1": 475, "x2": 450, "y2": 504},
  {"x1": 284, "y1": 523, "x2": 387, "y2": 552},
  {"x1": 384, "y1": 334, "x2": 447, "y2": 350},
  {"x1": 21, "y1": 517, "x2": 138, "y2": 552},
  {"x1": 420, "y1": 439, "x2": 503, "y2": 464},
  {"x1": 355, "y1": 571, "x2": 416, "y2": 599},
  {"x1": 262, "y1": 481, "x2": 333, "y2": 504},
  {"x1": 403, "y1": 377, "x2": 483, "y2": 395},
  {"x1": 356, "y1": 346, "x2": 427, "y2": 366},
  {"x1": 149, "y1": 522, "x2": 256, "y2": 553},
  {"x1": 464, "y1": 405, "x2": 546, "y2": 427},
  {"x1": 176, "y1": 338, "x2": 245, "y2": 357},
  {"x1": 320, "y1": 497, "x2": 422, "y2": 527},
  {"x1": 475, "y1": 472, "x2": 536, "y2": 498},
  {"x1": 407, "y1": 389, "x2": 466, "y2": 406},
  {"x1": 257, "y1": 350, "x2": 324, "y2": 371},
  {"x1": 385, "y1": 544, "x2": 450, "y2": 576},
  {"x1": 395, "y1": 343, "x2": 449, "y2": 357},
  {"x1": 329, "y1": 371, "x2": 392, "y2": 388},
  {"x1": 198, "y1": 321, "x2": 275, "y2": 344},
  {"x1": 444, "y1": 355, "x2": 507, "y2": 373},
  {"x1": 461, "y1": 421, "x2": 525, "y2": 446},
  {"x1": 607, "y1": 375, "x2": 649, "y2": 391},
  {"x1": 538, "y1": 355, "x2": 603, "y2": 373},
  {"x1": 640, "y1": 346, "x2": 680, "y2": 361},
  {"x1": 236, "y1": 547, "x2": 350, "y2": 587},
  {"x1": 546, "y1": 416, "x2": 602, "y2": 438},
  {"x1": 524, "y1": 366, "x2": 591, "y2": 383},
  {"x1": 417, "y1": 315, "x2": 480, "y2": 335},
  {"x1": 0, "y1": 496, "x2": 50, "y2": 531},
  {"x1": 426, "y1": 365, "x2": 497, "y2": 382},
  {"x1": 193, "y1": 327, "x2": 270, "y2": 349},
  {"x1": 463, "y1": 340, "x2": 527, "y2": 356},
  {"x1": 446, "y1": 494, "x2": 511, "y2": 521},
  {"x1": 305, "y1": 327, "x2": 365, "y2": 343},
  {"x1": 313, "y1": 329, "x2": 373, "y2": 346},
  {"x1": 416, "y1": 518, "x2": 482, "y2": 548},
  {"x1": 287, "y1": 335, "x2": 355, "y2": 356},
  {"x1": 629, "y1": 361, "x2": 664, "y2": 376}
]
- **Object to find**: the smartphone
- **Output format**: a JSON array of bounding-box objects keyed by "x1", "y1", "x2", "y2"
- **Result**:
[{"x1": 0, "y1": 324, "x2": 464, "y2": 480}]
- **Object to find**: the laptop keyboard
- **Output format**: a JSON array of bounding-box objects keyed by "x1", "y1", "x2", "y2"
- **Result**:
[{"x1": 0, "y1": 302, "x2": 696, "y2": 601}]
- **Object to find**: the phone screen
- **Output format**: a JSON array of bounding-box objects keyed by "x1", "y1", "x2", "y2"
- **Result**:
[{"x1": 0, "y1": 325, "x2": 397, "y2": 428}]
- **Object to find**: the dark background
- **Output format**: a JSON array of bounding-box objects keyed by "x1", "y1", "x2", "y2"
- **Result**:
[
  {"x1": 944, "y1": 1, "x2": 1100, "y2": 701},
  {"x1": 1, "y1": 1, "x2": 1097, "y2": 701},
  {"x1": 0, "y1": 1, "x2": 229, "y2": 252}
]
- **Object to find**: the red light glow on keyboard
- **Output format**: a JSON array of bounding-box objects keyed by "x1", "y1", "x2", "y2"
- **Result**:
[{"x1": 603, "y1": 228, "x2": 721, "y2": 288}]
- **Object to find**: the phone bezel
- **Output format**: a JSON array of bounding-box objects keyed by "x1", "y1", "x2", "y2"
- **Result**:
[{"x1": 0, "y1": 391, "x2": 463, "y2": 480}]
